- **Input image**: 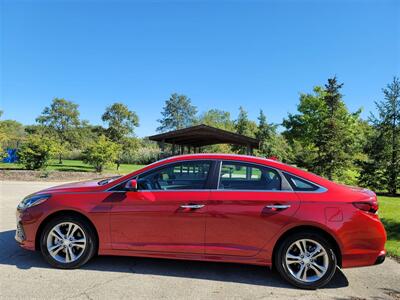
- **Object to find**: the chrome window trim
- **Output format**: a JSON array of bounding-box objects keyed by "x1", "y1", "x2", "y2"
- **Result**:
[
  {"x1": 282, "y1": 172, "x2": 328, "y2": 193},
  {"x1": 217, "y1": 160, "x2": 293, "y2": 192},
  {"x1": 106, "y1": 159, "x2": 215, "y2": 192},
  {"x1": 106, "y1": 158, "x2": 328, "y2": 194}
]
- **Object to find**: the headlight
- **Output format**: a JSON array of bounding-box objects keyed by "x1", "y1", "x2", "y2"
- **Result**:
[{"x1": 17, "y1": 194, "x2": 51, "y2": 210}]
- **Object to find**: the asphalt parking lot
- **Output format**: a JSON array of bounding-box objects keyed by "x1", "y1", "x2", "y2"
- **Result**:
[{"x1": 1, "y1": 181, "x2": 399, "y2": 300}]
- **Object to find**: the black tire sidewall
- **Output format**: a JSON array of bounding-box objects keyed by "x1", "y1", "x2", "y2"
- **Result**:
[
  {"x1": 40, "y1": 216, "x2": 96, "y2": 269},
  {"x1": 275, "y1": 232, "x2": 337, "y2": 289}
]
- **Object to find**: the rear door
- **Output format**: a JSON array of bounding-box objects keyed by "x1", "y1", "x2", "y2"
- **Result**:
[{"x1": 205, "y1": 160, "x2": 300, "y2": 257}]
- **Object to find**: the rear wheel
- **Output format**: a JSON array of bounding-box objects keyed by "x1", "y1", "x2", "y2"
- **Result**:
[
  {"x1": 40, "y1": 216, "x2": 97, "y2": 269},
  {"x1": 275, "y1": 232, "x2": 337, "y2": 289}
]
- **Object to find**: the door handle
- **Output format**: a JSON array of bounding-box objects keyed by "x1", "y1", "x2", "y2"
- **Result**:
[
  {"x1": 265, "y1": 204, "x2": 291, "y2": 210},
  {"x1": 180, "y1": 204, "x2": 205, "y2": 209}
]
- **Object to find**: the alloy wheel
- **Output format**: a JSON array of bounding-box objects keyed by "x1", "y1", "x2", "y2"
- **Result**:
[
  {"x1": 284, "y1": 238, "x2": 329, "y2": 283},
  {"x1": 46, "y1": 222, "x2": 87, "y2": 264}
]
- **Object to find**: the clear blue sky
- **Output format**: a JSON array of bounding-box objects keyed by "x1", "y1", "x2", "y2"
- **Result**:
[{"x1": 1, "y1": 0, "x2": 399, "y2": 137}]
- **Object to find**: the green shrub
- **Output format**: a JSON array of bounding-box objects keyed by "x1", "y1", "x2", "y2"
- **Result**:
[
  {"x1": 82, "y1": 135, "x2": 121, "y2": 172},
  {"x1": 117, "y1": 139, "x2": 160, "y2": 164},
  {"x1": 124, "y1": 146, "x2": 161, "y2": 164},
  {"x1": 18, "y1": 135, "x2": 57, "y2": 170}
]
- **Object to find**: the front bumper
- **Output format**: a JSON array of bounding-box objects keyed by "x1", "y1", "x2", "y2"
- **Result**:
[
  {"x1": 15, "y1": 209, "x2": 37, "y2": 251},
  {"x1": 374, "y1": 250, "x2": 386, "y2": 265},
  {"x1": 15, "y1": 221, "x2": 26, "y2": 243}
]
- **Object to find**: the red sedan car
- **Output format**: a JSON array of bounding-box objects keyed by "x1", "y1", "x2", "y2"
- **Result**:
[{"x1": 15, "y1": 154, "x2": 386, "y2": 289}]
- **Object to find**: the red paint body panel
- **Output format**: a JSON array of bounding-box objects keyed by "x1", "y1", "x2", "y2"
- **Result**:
[
  {"x1": 16, "y1": 154, "x2": 386, "y2": 269},
  {"x1": 205, "y1": 191, "x2": 300, "y2": 257},
  {"x1": 110, "y1": 191, "x2": 208, "y2": 253}
]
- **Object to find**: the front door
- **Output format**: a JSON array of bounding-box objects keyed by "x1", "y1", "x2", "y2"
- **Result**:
[
  {"x1": 205, "y1": 161, "x2": 300, "y2": 257},
  {"x1": 110, "y1": 160, "x2": 212, "y2": 254}
]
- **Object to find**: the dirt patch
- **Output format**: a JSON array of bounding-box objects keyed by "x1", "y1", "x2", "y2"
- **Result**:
[{"x1": 0, "y1": 170, "x2": 119, "y2": 182}]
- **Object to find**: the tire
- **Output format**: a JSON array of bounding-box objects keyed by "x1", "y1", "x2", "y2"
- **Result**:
[
  {"x1": 40, "y1": 215, "x2": 97, "y2": 269},
  {"x1": 274, "y1": 231, "x2": 337, "y2": 289}
]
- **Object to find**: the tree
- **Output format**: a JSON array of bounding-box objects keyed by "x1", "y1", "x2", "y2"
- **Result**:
[
  {"x1": 233, "y1": 107, "x2": 257, "y2": 154},
  {"x1": 235, "y1": 107, "x2": 257, "y2": 137},
  {"x1": 102, "y1": 103, "x2": 139, "y2": 142},
  {"x1": 18, "y1": 135, "x2": 57, "y2": 170},
  {"x1": 283, "y1": 77, "x2": 361, "y2": 180},
  {"x1": 0, "y1": 111, "x2": 7, "y2": 159},
  {"x1": 317, "y1": 77, "x2": 357, "y2": 179},
  {"x1": 0, "y1": 120, "x2": 25, "y2": 161},
  {"x1": 357, "y1": 125, "x2": 387, "y2": 191},
  {"x1": 359, "y1": 77, "x2": 400, "y2": 194},
  {"x1": 75, "y1": 121, "x2": 107, "y2": 148},
  {"x1": 157, "y1": 93, "x2": 197, "y2": 132},
  {"x1": 0, "y1": 112, "x2": 26, "y2": 158},
  {"x1": 256, "y1": 110, "x2": 292, "y2": 161},
  {"x1": 36, "y1": 98, "x2": 81, "y2": 163},
  {"x1": 197, "y1": 109, "x2": 235, "y2": 131},
  {"x1": 82, "y1": 135, "x2": 121, "y2": 172},
  {"x1": 195, "y1": 109, "x2": 235, "y2": 153},
  {"x1": 101, "y1": 103, "x2": 139, "y2": 169}
]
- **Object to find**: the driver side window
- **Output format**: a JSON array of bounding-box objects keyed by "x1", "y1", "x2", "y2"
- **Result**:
[{"x1": 138, "y1": 161, "x2": 211, "y2": 190}]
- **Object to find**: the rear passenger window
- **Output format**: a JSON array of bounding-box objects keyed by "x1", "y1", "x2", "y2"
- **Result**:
[
  {"x1": 284, "y1": 173, "x2": 319, "y2": 191},
  {"x1": 218, "y1": 162, "x2": 281, "y2": 190}
]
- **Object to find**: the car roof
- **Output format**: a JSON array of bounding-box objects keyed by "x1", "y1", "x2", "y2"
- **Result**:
[
  {"x1": 106, "y1": 153, "x2": 336, "y2": 190},
  {"x1": 159, "y1": 153, "x2": 279, "y2": 163}
]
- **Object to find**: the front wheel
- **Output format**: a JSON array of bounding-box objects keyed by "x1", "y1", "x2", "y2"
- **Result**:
[
  {"x1": 40, "y1": 216, "x2": 97, "y2": 268},
  {"x1": 275, "y1": 232, "x2": 337, "y2": 289}
]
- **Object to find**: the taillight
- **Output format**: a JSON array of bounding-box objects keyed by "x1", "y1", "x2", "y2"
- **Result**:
[{"x1": 353, "y1": 201, "x2": 378, "y2": 214}]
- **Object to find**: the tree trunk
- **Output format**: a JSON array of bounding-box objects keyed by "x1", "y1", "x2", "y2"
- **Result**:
[{"x1": 58, "y1": 153, "x2": 62, "y2": 164}]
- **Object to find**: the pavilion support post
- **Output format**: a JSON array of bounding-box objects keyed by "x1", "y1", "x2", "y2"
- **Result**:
[
  {"x1": 158, "y1": 139, "x2": 165, "y2": 158},
  {"x1": 172, "y1": 143, "x2": 176, "y2": 155},
  {"x1": 246, "y1": 144, "x2": 253, "y2": 155},
  {"x1": 188, "y1": 146, "x2": 191, "y2": 154}
]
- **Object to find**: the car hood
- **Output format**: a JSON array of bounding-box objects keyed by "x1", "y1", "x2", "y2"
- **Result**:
[{"x1": 37, "y1": 179, "x2": 105, "y2": 194}]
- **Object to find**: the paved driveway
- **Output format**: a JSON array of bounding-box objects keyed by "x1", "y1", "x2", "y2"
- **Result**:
[{"x1": 1, "y1": 181, "x2": 399, "y2": 300}]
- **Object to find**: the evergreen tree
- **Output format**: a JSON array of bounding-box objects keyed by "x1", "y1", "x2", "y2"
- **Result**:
[
  {"x1": 283, "y1": 77, "x2": 361, "y2": 180},
  {"x1": 317, "y1": 77, "x2": 353, "y2": 179},
  {"x1": 157, "y1": 93, "x2": 197, "y2": 132},
  {"x1": 359, "y1": 77, "x2": 400, "y2": 194},
  {"x1": 256, "y1": 110, "x2": 292, "y2": 161},
  {"x1": 234, "y1": 107, "x2": 257, "y2": 137},
  {"x1": 233, "y1": 107, "x2": 257, "y2": 154}
]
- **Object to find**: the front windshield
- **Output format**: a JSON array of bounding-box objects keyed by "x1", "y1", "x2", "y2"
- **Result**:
[{"x1": 97, "y1": 176, "x2": 121, "y2": 186}]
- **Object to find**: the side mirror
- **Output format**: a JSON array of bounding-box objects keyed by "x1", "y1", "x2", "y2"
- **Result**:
[{"x1": 124, "y1": 179, "x2": 138, "y2": 191}]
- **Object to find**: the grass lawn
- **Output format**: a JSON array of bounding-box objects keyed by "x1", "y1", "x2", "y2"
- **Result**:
[
  {"x1": 0, "y1": 159, "x2": 145, "y2": 174},
  {"x1": 378, "y1": 196, "x2": 400, "y2": 259}
]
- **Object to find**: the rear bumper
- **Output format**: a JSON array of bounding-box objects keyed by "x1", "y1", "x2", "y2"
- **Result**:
[
  {"x1": 339, "y1": 209, "x2": 387, "y2": 268},
  {"x1": 342, "y1": 249, "x2": 386, "y2": 268}
]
